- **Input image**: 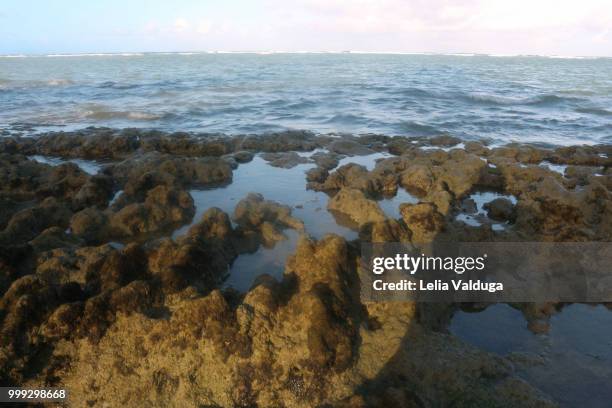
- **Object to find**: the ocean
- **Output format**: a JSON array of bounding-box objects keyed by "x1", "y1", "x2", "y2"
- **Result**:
[{"x1": 1, "y1": 53, "x2": 611, "y2": 146}]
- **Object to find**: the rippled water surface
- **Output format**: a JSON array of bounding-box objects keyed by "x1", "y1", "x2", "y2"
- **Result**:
[{"x1": 1, "y1": 53, "x2": 611, "y2": 145}]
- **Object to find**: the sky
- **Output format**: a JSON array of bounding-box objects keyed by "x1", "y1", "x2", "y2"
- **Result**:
[{"x1": 1, "y1": 0, "x2": 611, "y2": 56}]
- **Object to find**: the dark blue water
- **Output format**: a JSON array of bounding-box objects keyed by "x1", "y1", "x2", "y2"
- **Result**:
[
  {"x1": 451, "y1": 304, "x2": 612, "y2": 408},
  {"x1": 1, "y1": 53, "x2": 611, "y2": 145}
]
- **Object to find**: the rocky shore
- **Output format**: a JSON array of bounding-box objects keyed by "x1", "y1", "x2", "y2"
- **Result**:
[{"x1": 0, "y1": 128, "x2": 610, "y2": 407}]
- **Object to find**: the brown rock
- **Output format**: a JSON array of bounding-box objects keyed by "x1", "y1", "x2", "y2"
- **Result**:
[
  {"x1": 310, "y1": 151, "x2": 340, "y2": 170},
  {"x1": 429, "y1": 135, "x2": 461, "y2": 147},
  {"x1": 328, "y1": 140, "x2": 374, "y2": 156},
  {"x1": 400, "y1": 203, "x2": 444, "y2": 243},
  {"x1": 109, "y1": 186, "x2": 195, "y2": 238},
  {"x1": 328, "y1": 188, "x2": 386, "y2": 227},
  {"x1": 306, "y1": 167, "x2": 329, "y2": 183},
  {"x1": 484, "y1": 197, "x2": 515, "y2": 222},
  {"x1": 234, "y1": 193, "x2": 304, "y2": 232},
  {"x1": 233, "y1": 150, "x2": 254, "y2": 163},
  {"x1": 261, "y1": 151, "x2": 309, "y2": 168},
  {"x1": 400, "y1": 165, "x2": 433, "y2": 196}
]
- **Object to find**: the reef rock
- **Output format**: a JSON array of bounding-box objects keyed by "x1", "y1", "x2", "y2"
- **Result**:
[
  {"x1": 109, "y1": 186, "x2": 195, "y2": 238},
  {"x1": 261, "y1": 152, "x2": 309, "y2": 168},
  {"x1": 328, "y1": 188, "x2": 386, "y2": 227},
  {"x1": 484, "y1": 197, "x2": 516, "y2": 222},
  {"x1": 400, "y1": 202, "x2": 445, "y2": 243},
  {"x1": 232, "y1": 193, "x2": 305, "y2": 247}
]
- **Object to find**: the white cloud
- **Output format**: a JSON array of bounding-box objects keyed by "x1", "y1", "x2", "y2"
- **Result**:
[
  {"x1": 134, "y1": 0, "x2": 612, "y2": 55},
  {"x1": 270, "y1": 0, "x2": 612, "y2": 33}
]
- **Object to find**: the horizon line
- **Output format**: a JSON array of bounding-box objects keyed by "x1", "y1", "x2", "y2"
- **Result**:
[{"x1": 1, "y1": 50, "x2": 612, "y2": 59}]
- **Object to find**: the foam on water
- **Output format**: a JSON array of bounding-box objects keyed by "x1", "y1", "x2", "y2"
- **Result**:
[
  {"x1": 539, "y1": 161, "x2": 568, "y2": 176},
  {"x1": 29, "y1": 155, "x2": 103, "y2": 175}
]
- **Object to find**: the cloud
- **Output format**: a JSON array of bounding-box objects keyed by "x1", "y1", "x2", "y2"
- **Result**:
[
  {"x1": 133, "y1": 1, "x2": 612, "y2": 55},
  {"x1": 268, "y1": 0, "x2": 612, "y2": 33},
  {"x1": 254, "y1": 0, "x2": 612, "y2": 54},
  {"x1": 173, "y1": 18, "x2": 191, "y2": 33}
]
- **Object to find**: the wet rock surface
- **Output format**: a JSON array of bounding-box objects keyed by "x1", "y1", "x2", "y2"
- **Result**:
[
  {"x1": 261, "y1": 151, "x2": 309, "y2": 168},
  {"x1": 0, "y1": 128, "x2": 610, "y2": 406},
  {"x1": 484, "y1": 197, "x2": 516, "y2": 222}
]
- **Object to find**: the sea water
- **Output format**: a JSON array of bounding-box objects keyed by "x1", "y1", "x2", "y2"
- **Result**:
[{"x1": 1, "y1": 53, "x2": 611, "y2": 146}]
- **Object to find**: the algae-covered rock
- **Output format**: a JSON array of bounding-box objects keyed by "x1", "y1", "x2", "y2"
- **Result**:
[
  {"x1": 484, "y1": 197, "x2": 515, "y2": 222},
  {"x1": 328, "y1": 188, "x2": 386, "y2": 227},
  {"x1": 400, "y1": 202, "x2": 445, "y2": 243}
]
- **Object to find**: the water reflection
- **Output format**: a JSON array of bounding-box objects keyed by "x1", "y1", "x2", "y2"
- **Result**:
[{"x1": 451, "y1": 303, "x2": 612, "y2": 408}]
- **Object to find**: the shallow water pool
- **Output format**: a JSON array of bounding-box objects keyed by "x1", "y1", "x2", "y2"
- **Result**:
[{"x1": 451, "y1": 303, "x2": 612, "y2": 408}]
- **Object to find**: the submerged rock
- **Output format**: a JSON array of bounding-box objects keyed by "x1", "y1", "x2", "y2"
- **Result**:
[
  {"x1": 233, "y1": 150, "x2": 254, "y2": 163},
  {"x1": 328, "y1": 139, "x2": 375, "y2": 156},
  {"x1": 234, "y1": 193, "x2": 304, "y2": 231},
  {"x1": 310, "y1": 151, "x2": 341, "y2": 170},
  {"x1": 261, "y1": 151, "x2": 309, "y2": 168}
]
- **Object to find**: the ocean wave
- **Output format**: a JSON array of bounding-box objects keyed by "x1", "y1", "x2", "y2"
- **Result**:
[
  {"x1": 286, "y1": 100, "x2": 317, "y2": 110},
  {"x1": 189, "y1": 106, "x2": 257, "y2": 117},
  {"x1": 392, "y1": 87, "x2": 438, "y2": 98},
  {"x1": 98, "y1": 81, "x2": 140, "y2": 90},
  {"x1": 46, "y1": 79, "x2": 75, "y2": 86},
  {"x1": 83, "y1": 107, "x2": 164, "y2": 121},
  {"x1": 2, "y1": 54, "x2": 610, "y2": 146},
  {"x1": 466, "y1": 93, "x2": 581, "y2": 107},
  {"x1": 324, "y1": 114, "x2": 370, "y2": 125},
  {"x1": 0, "y1": 78, "x2": 75, "y2": 90},
  {"x1": 98, "y1": 79, "x2": 186, "y2": 90},
  {"x1": 398, "y1": 121, "x2": 441, "y2": 135},
  {"x1": 262, "y1": 98, "x2": 316, "y2": 109},
  {"x1": 575, "y1": 107, "x2": 612, "y2": 117},
  {"x1": 262, "y1": 99, "x2": 288, "y2": 107}
]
